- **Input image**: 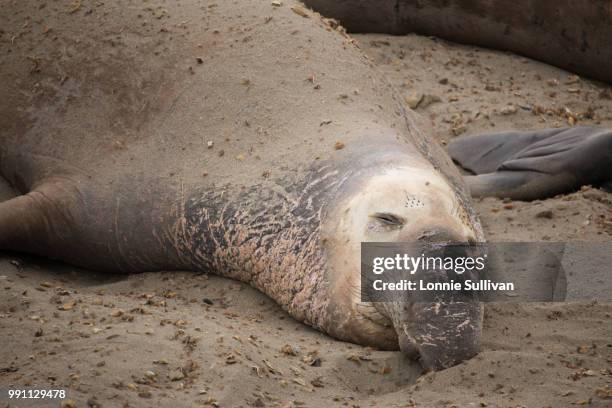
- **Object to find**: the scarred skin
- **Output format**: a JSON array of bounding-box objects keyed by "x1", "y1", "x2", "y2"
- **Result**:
[
  {"x1": 304, "y1": 0, "x2": 612, "y2": 84},
  {"x1": 0, "y1": 0, "x2": 483, "y2": 370}
]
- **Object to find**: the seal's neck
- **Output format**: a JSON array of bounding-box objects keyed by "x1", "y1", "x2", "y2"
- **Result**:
[{"x1": 178, "y1": 165, "x2": 344, "y2": 327}]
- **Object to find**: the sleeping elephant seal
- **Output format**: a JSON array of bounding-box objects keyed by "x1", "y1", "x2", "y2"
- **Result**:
[
  {"x1": 0, "y1": 0, "x2": 483, "y2": 370},
  {"x1": 303, "y1": 0, "x2": 612, "y2": 84}
]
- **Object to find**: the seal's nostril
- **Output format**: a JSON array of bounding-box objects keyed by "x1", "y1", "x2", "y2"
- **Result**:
[{"x1": 416, "y1": 227, "x2": 465, "y2": 244}]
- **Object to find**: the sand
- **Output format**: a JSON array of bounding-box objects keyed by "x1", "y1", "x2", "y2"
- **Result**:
[{"x1": 1, "y1": 31, "x2": 611, "y2": 408}]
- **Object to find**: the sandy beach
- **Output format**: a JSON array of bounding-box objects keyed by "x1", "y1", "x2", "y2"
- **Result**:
[{"x1": 1, "y1": 27, "x2": 611, "y2": 408}]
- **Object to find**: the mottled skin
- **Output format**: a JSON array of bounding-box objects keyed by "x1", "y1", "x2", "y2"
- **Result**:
[
  {"x1": 304, "y1": 0, "x2": 612, "y2": 84},
  {"x1": 0, "y1": 0, "x2": 483, "y2": 370}
]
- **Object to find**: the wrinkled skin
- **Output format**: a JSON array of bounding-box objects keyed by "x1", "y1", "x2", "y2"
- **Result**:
[{"x1": 0, "y1": 0, "x2": 483, "y2": 371}]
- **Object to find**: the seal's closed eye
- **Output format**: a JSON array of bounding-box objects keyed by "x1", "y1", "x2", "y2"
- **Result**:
[{"x1": 370, "y1": 212, "x2": 405, "y2": 227}]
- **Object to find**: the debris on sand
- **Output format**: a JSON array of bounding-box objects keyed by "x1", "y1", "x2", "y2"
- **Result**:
[
  {"x1": 500, "y1": 105, "x2": 518, "y2": 115},
  {"x1": 281, "y1": 344, "x2": 299, "y2": 356},
  {"x1": 536, "y1": 210, "x2": 554, "y2": 219},
  {"x1": 311, "y1": 376, "x2": 324, "y2": 388},
  {"x1": 419, "y1": 94, "x2": 442, "y2": 109},
  {"x1": 170, "y1": 368, "x2": 185, "y2": 381},
  {"x1": 405, "y1": 93, "x2": 422, "y2": 109},
  {"x1": 347, "y1": 354, "x2": 361, "y2": 365},
  {"x1": 595, "y1": 385, "x2": 612, "y2": 400},
  {"x1": 110, "y1": 309, "x2": 124, "y2": 317},
  {"x1": 565, "y1": 75, "x2": 581, "y2": 85},
  {"x1": 59, "y1": 300, "x2": 76, "y2": 311},
  {"x1": 291, "y1": 6, "x2": 310, "y2": 18},
  {"x1": 334, "y1": 141, "x2": 345, "y2": 150},
  {"x1": 68, "y1": 0, "x2": 81, "y2": 14}
]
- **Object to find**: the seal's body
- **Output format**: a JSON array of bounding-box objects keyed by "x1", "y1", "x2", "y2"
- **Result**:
[
  {"x1": 304, "y1": 0, "x2": 612, "y2": 84},
  {"x1": 304, "y1": 0, "x2": 612, "y2": 199},
  {"x1": 0, "y1": 0, "x2": 483, "y2": 370}
]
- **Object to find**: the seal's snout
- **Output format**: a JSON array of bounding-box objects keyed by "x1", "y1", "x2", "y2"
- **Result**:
[
  {"x1": 391, "y1": 301, "x2": 483, "y2": 372},
  {"x1": 415, "y1": 226, "x2": 469, "y2": 244}
]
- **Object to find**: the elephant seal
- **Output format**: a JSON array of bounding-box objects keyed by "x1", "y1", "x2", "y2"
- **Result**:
[
  {"x1": 448, "y1": 127, "x2": 612, "y2": 200},
  {"x1": 0, "y1": 0, "x2": 483, "y2": 370},
  {"x1": 304, "y1": 0, "x2": 612, "y2": 84}
]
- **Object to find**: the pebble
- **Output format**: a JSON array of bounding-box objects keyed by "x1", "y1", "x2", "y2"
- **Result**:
[
  {"x1": 500, "y1": 105, "x2": 518, "y2": 115},
  {"x1": 536, "y1": 210, "x2": 554, "y2": 219}
]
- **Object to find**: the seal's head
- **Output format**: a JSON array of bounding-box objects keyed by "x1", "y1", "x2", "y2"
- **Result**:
[{"x1": 322, "y1": 160, "x2": 483, "y2": 371}]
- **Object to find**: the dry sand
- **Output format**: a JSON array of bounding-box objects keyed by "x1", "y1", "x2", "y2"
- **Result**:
[{"x1": 1, "y1": 33, "x2": 611, "y2": 408}]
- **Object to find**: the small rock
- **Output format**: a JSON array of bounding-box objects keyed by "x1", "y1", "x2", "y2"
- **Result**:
[
  {"x1": 207, "y1": 141, "x2": 214, "y2": 148},
  {"x1": 87, "y1": 397, "x2": 101, "y2": 408},
  {"x1": 170, "y1": 369, "x2": 185, "y2": 381},
  {"x1": 566, "y1": 74, "x2": 581, "y2": 85},
  {"x1": 311, "y1": 377, "x2": 324, "y2": 387},
  {"x1": 405, "y1": 93, "x2": 423, "y2": 109},
  {"x1": 536, "y1": 210, "x2": 554, "y2": 219},
  {"x1": 334, "y1": 141, "x2": 345, "y2": 150},
  {"x1": 500, "y1": 105, "x2": 518, "y2": 115},
  {"x1": 60, "y1": 300, "x2": 76, "y2": 311},
  {"x1": 595, "y1": 385, "x2": 612, "y2": 399},
  {"x1": 418, "y1": 94, "x2": 441, "y2": 109},
  {"x1": 547, "y1": 78, "x2": 559, "y2": 86},
  {"x1": 281, "y1": 344, "x2": 299, "y2": 356},
  {"x1": 451, "y1": 124, "x2": 467, "y2": 136},
  {"x1": 291, "y1": 5, "x2": 309, "y2": 18}
]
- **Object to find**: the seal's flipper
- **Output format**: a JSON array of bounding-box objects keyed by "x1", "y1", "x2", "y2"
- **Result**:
[
  {"x1": 0, "y1": 185, "x2": 76, "y2": 255},
  {"x1": 448, "y1": 127, "x2": 612, "y2": 200}
]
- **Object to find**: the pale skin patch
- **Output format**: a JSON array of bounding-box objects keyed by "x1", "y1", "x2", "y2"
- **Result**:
[{"x1": 322, "y1": 164, "x2": 478, "y2": 348}]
